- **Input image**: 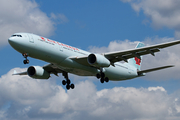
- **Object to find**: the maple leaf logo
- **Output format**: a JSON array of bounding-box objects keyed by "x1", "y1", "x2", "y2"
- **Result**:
[{"x1": 135, "y1": 57, "x2": 141, "y2": 65}]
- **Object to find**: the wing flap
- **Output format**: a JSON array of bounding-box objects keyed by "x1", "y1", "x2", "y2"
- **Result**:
[{"x1": 109, "y1": 48, "x2": 160, "y2": 63}]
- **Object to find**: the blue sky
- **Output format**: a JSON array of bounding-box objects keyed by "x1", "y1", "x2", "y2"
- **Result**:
[{"x1": 1, "y1": 0, "x2": 180, "y2": 119}]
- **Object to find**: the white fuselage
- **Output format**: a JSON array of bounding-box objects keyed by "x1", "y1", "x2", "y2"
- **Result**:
[{"x1": 8, "y1": 33, "x2": 138, "y2": 81}]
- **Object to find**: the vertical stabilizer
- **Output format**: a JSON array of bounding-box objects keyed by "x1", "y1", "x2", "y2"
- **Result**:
[{"x1": 127, "y1": 42, "x2": 144, "y2": 70}]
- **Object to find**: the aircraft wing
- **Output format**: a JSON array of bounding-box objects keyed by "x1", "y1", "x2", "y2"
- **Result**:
[
  {"x1": 70, "y1": 40, "x2": 180, "y2": 65},
  {"x1": 104, "y1": 40, "x2": 180, "y2": 63},
  {"x1": 13, "y1": 63, "x2": 64, "y2": 76},
  {"x1": 137, "y1": 65, "x2": 174, "y2": 76}
]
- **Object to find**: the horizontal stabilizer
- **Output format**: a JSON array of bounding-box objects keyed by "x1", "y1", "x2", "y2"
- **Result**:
[
  {"x1": 138, "y1": 65, "x2": 174, "y2": 76},
  {"x1": 13, "y1": 70, "x2": 27, "y2": 75}
]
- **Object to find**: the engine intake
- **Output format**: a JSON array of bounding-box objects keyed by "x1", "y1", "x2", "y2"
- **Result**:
[
  {"x1": 88, "y1": 54, "x2": 110, "y2": 67},
  {"x1": 27, "y1": 66, "x2": 50, "y2": 79}
]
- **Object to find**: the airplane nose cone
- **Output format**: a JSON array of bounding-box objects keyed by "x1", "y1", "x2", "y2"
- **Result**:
[
  {"x1": 8, "y1": 37, "x2": 14, "y2": 44},
  {"x1": 8, "y1": 37, "x2": 18, "y2": 47},
  {"x1": 8, "y1": 37, "x2": 13, "y2": 43}
]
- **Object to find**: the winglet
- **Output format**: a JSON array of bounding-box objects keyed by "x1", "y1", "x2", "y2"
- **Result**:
[{"x1": 136, "y1": 42, "x2": 145, "y2": 48}]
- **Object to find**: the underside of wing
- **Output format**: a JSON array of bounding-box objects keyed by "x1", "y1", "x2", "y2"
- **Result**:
[
  {"x1": 42, "y1": 64, "x2": 64, "y2": 76},
  {"x1": 69, "y1": 56, "x2": 90, "y2": 66},
  {"x1": 105, "y1": 40, "x2": 180, "y2": 63}
]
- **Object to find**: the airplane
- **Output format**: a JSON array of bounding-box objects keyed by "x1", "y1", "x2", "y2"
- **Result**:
[{"x1": 8, "y1": 33, "x2": 180, "y2": 90}]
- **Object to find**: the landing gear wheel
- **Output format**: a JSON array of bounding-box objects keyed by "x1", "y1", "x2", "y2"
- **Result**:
[
  {"x1": 23, "y1": 60, "x2": 27, "y2": 64},
  {"x1": 101, "y1": 72, "x2": 105, "y2": 78},
  {"x1": 26, "y1": 59, "x2": 29, "y2": 64},
  {"x1": 100, "y1": 78, "x2": 104, "y2": 83},
  {"x1": 23, "y1": 59, "x2": 29, "y2": 64},
  {"x1": 98, "y1": 70, "x2": 110, "y2": 84},
  {"x1": 62, "y1": 72, "x2": 75, "y2": 90},
  {"x1": 66, "y1": 85, "x2": 70, "y2": 90},
  {"x1": 22, "y1": 53, "x2": 29, "y2": 64},
  {"x1": 105, "y1": 77, "x2": 109, "y2": 82},
  {"x1": 62, "y1": 80, "x2": 66, "y2": 85},
  {"x1": 71, "y1": 84, "x2": 75, "y2": 89},
  {"x1": 67, "y1": 79, "x2": 71, "y2": 85},
  {"x1": 96, "y1": 73, "x2": 101, "y2": 79}
]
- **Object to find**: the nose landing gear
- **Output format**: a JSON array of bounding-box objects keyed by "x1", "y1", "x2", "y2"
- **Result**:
[{"x1": 22, "y1": 53, "x2": 29, "y2": 64}]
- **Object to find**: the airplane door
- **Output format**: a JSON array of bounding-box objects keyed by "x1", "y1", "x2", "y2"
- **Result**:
[
  {"x1": 28, "y1": 34, "x2": 34, "y2": 43},
  {"x1": 128, "y1": 68, "x2": 132, "y2": 74},
  {"x1": 59, "y1": 44, "x2": 63, "y2": 52}
]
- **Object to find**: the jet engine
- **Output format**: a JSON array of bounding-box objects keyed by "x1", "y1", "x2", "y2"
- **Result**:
[
  {"x1": 87, "y1": 53, "x2": 110, "y2": 67},
  {"x1": 27, "y1": 66, "x2": 50, "y2": 79}
]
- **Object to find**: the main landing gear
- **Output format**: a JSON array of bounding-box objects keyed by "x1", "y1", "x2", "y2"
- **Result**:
[
  {"x1": 96, "y1": 72, "x2": 109, "y2": 83},
  {"x1": 22, "y1": 53, "x2": 29, "y2": 64},
  {"x1": 62, "y1": 72, "x2": 75, "y2": 90}
]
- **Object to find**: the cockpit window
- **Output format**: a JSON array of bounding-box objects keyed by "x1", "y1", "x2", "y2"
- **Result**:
[
  {"x1": 11, "y1": 35, "x2": 16, "y2": 37},
  {"x1": 11, "y1": 35, "x2": 22, "y2": 37}
]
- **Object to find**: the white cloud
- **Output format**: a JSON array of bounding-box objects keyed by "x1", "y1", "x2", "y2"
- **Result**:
[
  {"x1": 148, "y1": 86, "x2": 166, "y2": 92},
  {"x1": 51, "y1": 13, "x2": 69, "y2": 24},
  {"x1": 88, "y1": 39, "x2": 138, "y2": 53},
  {"x1": 0, "y1": 0, "x2": 68, "y2": 47},
  {"x1": 120, "y1": 0, "x2": 180, "y2": 38},
  {"x1": 1, "y1": 68, "x2": 180, "y2": 120}
]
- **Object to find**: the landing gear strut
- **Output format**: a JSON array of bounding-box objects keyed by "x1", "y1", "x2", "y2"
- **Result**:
[
  {"x1": 96, "y1": 71, "x2": 109, "y2": 84},
  {"x1": 22, "y1": 53, "x2": 29, "y2": 64},
  {"x1": 62, "y1": 72, "x2": 75, "y2": 90}
]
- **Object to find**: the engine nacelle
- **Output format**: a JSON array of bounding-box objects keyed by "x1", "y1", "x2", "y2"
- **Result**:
[
  {"x1": 87, "y1": 53, "x2": 110, "y2": 67},
  {"x1": 27, "y1": 66, "x2": 50, "y2": 79}
]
